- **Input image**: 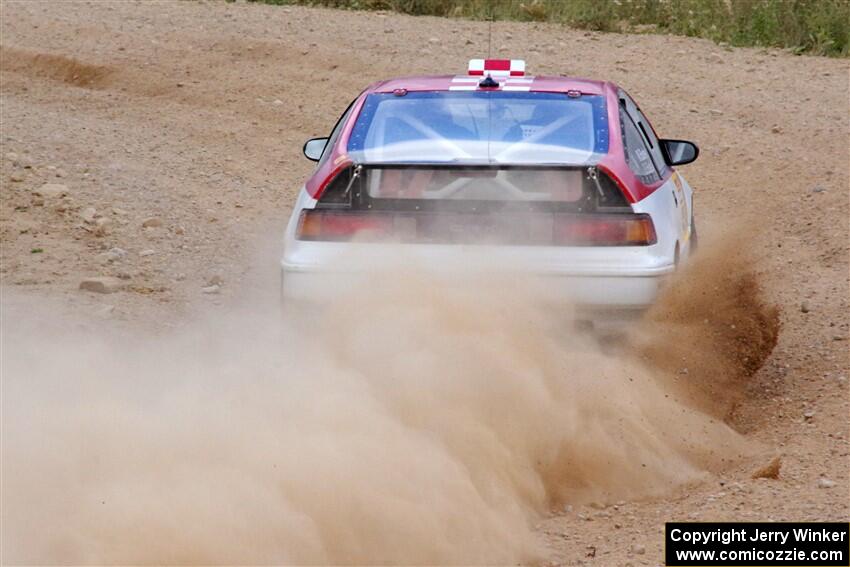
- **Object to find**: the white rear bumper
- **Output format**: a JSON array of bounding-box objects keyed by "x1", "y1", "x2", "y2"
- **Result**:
[{"x1": 280, "y1": 245, "x2": 674, "y2": 313}]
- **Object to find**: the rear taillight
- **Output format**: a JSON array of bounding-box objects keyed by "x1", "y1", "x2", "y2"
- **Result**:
[
  {"x1": 296, "y1": 210, "x2": 656, "y2": 246},
  {"x1": 296, "y1": 210, "x2": 395, "y2": 241},
  {"x1": 553, "y1": 214, "x2": 656, "y2": 246}
]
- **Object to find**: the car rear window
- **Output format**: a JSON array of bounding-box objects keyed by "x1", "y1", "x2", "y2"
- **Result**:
[
  {"x1": 364, "y1": 168, "x2": 584, "y2": 202},
  {"x1": 347, "y1": 91, "x2": 609, "y2": 165}
]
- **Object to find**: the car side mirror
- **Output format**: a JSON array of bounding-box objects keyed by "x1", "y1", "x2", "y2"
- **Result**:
[
  {"x1": 303, "y1": 137, "x2": 329, "y2": 162},
  {"x1": 661, "y1": 139, "x2": 699, "y2": 166}
]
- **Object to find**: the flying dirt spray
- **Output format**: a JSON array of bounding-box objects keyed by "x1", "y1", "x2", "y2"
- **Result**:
[{"x1": 0, "y1": 240, "x2": 777, "y2": 564}]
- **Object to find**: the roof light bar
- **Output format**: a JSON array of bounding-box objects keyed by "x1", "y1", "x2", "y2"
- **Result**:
[{"x1": 468, "y1": 59, "x2": 526, "y2": 77}]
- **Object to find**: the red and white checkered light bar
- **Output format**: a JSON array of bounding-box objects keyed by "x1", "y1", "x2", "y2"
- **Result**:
[{"x1": 468, "y1": 58, "x2": 526, "y2": 77}]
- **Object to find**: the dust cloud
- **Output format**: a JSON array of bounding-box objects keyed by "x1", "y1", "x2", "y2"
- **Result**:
[
  {"x1": 634, "y1": 237, "x2": 781, "y2": 419},
  {"x1": 1, "y1": 245, "x2": 774, "y2": 565}
]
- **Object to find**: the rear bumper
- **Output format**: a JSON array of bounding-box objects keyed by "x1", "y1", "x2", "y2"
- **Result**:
[{"x1": 280, "y1": 260, "x2": 672, "y2": 312}]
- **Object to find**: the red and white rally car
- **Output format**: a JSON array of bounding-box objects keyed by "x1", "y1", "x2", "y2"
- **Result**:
[{"x1": 282, "y1": 59, "x2": 699, "y2": 323}]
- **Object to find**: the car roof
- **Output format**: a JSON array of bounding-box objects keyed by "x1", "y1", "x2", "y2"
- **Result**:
[{"x1": 366, "y1": 75, "x2": 611, "y2": 96}]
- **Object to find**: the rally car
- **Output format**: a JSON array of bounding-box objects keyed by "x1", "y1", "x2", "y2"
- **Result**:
[{"x1": 281, "y1": 59, "x2": 699, "y2": 322}]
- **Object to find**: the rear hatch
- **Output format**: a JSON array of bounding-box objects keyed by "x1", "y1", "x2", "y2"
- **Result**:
[{"x1": 299, "y1": 90, "x2": 656, "y2": 247}]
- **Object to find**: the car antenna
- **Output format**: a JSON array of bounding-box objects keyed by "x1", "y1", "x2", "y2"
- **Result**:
[
  {"x1": 480, "y1": 6, "x2": 499, "y2": 88},
  {"x1": 487, "y1": 4, "x2": 492, "y2": 60}
]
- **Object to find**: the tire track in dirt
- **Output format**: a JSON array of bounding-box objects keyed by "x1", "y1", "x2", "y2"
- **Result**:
[{"x1": 0, "y1": 46, "x2": 114, "y2": 88}]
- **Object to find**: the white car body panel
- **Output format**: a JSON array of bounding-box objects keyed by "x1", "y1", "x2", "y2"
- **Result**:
[{"x1": 281, "y1": 173, "x2": 694, "y2": 316}]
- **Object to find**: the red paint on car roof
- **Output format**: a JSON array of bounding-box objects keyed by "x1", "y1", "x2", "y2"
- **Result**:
[{"x1": 368, "y1": 75, "x2": 608, "y2": 95}]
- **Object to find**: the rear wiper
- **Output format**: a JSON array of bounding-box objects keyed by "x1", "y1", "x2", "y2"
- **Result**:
[
  {"x1": 342, "y1": 164, "x2": 363, "y2": 198},
  {"x1": 587, "y1": 166, "x2": 605, "y2": 198}
]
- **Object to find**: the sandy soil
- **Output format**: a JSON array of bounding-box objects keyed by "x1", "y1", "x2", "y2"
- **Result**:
[{"x1": 1, "y1": 1, "x2": 848, "y2": 565}]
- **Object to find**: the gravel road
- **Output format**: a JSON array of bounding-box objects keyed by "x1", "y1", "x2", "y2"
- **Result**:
[{"x1": 1, "y1": 1, "x2": 847, "y2": 564}]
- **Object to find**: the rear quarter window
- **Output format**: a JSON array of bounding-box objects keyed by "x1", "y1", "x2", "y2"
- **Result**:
[
  {"x1": 634, "y1": 107, "x2": 669, "y2": 177},
  {"x1": 315, "y1": 98, "x2": 357, "y2": 169},
  {"x1": 620, "y1": 109, "x2": 660, "y2": 185}
]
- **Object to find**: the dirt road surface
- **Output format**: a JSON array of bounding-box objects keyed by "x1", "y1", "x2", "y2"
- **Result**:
[{"x1": 1, "y1": 1, "x2": 848, "y2": 565}]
